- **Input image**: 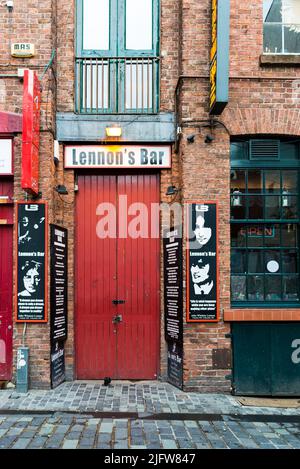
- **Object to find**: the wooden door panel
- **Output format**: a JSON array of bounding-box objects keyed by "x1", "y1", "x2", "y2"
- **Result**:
[
  {"x1": 76, "y1": 174, "x2": 117, "y2": 379},
  {"x1": 117, "y1": 174, "x2": 160, "y2": 378}
]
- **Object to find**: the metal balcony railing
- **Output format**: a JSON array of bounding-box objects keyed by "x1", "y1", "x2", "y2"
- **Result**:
[{"x1": 75, "y1": 56, "x2": 160, "y2": 114}]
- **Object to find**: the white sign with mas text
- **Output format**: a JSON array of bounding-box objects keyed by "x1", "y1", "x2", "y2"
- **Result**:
[{"x1": 64, "y1": 145, "x2": 171, "y2": 169}]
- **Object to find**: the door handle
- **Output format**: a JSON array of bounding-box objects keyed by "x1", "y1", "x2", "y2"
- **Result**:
[
  {"x1": 7, "y1": 325, "x2": 12, "y2": 330},
  {"x1": 112, "y1": 300, "x2": 125, "y2": 305},
  {"x1": 112, "y1": 314, "x2": 122, "y2": 324}
]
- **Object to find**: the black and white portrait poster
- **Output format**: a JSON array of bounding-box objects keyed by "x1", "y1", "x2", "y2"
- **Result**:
[
  {"x1": 16, "y1": 202, "x2": 47, "y2": 322},
  {"x1": 186, "y1": 202, "x2": 219, "y2": 322},
  {"x1": 50, "y1": 225, "x2": 68, "y2": 342},
  {"x1": 163, "y1": 227, "x2": 183, "y2": 344}
]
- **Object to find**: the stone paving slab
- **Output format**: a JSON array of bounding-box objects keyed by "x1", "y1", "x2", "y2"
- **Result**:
[
  {"x1": 1, "y1": 381, "x2": 300, "y2": 416},
  {"x1": 0, "y1": 413, "x2": 299, "y2": 449}
]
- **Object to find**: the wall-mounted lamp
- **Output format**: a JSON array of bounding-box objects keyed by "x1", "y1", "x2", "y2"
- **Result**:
[
  {"x1": 6, "y1": 1, "x2": 13, "y2": 12},
  {"x1": 205, "y1": 134, "x2": 214, "y2": 143},
  {"x1": 282, "y1": 188, "x2": 291, "y2": 208},
  {"x1": 166, "y1": 185, "x2": 179, "y2": 196},
  {"x1": 55, "y1": 185, "x2": 68, "y2": 195},
  {"x1": 187, "y1": 134, "x2": 195, "y2": 144},
  {"x1": 231, "y1": 188, "x2": 242, "y2": 207},
  {"x1": 106, "y1": 126, "x2": 122, "y2": 138}
]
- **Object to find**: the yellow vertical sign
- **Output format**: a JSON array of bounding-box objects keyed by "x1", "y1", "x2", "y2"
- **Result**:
[{"x1": 209, "y1": 0, "x2": 218, "y2": 110}]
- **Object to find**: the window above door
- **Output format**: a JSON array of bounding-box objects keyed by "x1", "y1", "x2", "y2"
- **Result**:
[
  {"x1": 76, "y1": 0, "x2": 160, "y2": 114},
  {"x1": 263, "y1": 0, "x2": 300, "y2": 54}
]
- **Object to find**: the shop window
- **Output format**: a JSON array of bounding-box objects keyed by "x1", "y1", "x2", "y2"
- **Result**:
[
  {"x1": 76, "y1": 0, "x2": 160, "y2": 113},
  {"x1": 230, "y1": 139, "x2": 300, "y2": 306},
  {"x1": 263, "y1": 0, "x2": 300, "y2": 54}
]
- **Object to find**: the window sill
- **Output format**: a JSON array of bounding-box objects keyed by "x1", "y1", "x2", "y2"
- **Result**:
[
  {"x1": 224, "y1": 308, "x2": 300, "y2": 321},
  {"x1": 260, "y1": 54, "x2": 300, "y2": 66}
]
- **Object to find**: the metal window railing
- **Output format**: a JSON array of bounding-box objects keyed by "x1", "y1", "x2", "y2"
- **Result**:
[{"x1": 75, "y1": 56, "x2": 160, "y2": 114}]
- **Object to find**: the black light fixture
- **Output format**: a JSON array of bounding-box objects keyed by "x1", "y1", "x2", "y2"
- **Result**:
[
  {"x1": 205, "y1": 134, "x2": 214, "y2": 143},
  {"x1": 55, "y1": 184, "x2": 68, "y2": 195},
  {"x1": 187, "y1": 134, "x2": 195, "y2": 144},
  {"x1": 166, "y1": 185, "x2": 179, "y2": 196}
]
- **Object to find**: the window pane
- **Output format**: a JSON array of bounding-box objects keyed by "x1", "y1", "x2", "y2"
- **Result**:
[
  {"x1": 282, "y1": 170, "x2": 298, "y2": 192},
  {"x1": 249, "y1": 195, "x2": 263, "y2": 219},
  {"x1": 247, "y1": 225, "x2": 264, "y2": 247},
  {"x1": 231, "y1": 196, "x2": 246, "y2": 219},
  {"x1": 248, "y1": 170, "x2": 263, "y2": 193},
  {"x1": 231, "y1": 250, "x2": 247, "y2": 273},
  {"x1": 265, "y1": 250, "x2": 281, "y2": 272},
  {"x1": 283, "y1": 275, "x2": 299, "y2": 300},
  {"x1": 263, "y1": 23, "x2": 283, "y2": 53},
  {"x1": 282, "y1": 250, "x2": 297, "y2": 273},
  {"x1": 82, "y1": 60, "x2": 109, "y2": 110},
  {"x1": 265, "y1": 275, "x2": 281, "y2": 300},
  {"x1": 231, "y1": 276, "x2": 246, "y2": 301},
  {"x1": 248, "y1": 276, "x2": 264, "y2": 301},
  {"x1": 83, "y1": 0, "x2": 110, "y2": 50},
  {"x1": 281, "y1": 142, "x2": 298, "y2": 160},
  {"x1": 248, "y1": 250, "x2": 263, "y2": 273},
  {"x1": 231, "y1": 225, "x2": 246, "y2": 247},
  {"x1": 265, "y1": 195, "x2": 280, "y2": 218},
  {"x1": 282, "y1": 223, "x2": 297, "y2": 246},
  {"x1": 282, "y1": 195, "x2": 298, "y2": 219},
  {"x1": 284, "y1": 25, "x2": 300, "y2": 53},
  {"x1": 265, "y1": 170, "x2": 280, "y2": 193},
  {"x1": 264, "y1": 224, "x2": 280, "y2": 246},
  {"x1": 231, "y1": 170, "x2": 246, "y2": 192},
  {"x1": 264, "y1": 0, "x2": 282, "y2": 22},
  {"x1": 125, "y1": 60, "x2": 153, "y2": 110},
  {"x1": 126, "y1": 0, "x2": 153, "y2": 50}
]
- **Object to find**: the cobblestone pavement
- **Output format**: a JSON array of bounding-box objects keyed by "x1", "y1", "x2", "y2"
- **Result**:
[
  {"x1": 1, "y1": 381, "x2": 300, "y2": 416},
  {"x1": 0, "y1": 413, "x2": 299, "y2": 449}
]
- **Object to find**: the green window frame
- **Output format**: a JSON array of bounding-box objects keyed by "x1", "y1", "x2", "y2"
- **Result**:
[
  {"x1": 230, "y1": 139, "x2": 300, "y2": 307},
  {"x1": 263, "y1": 0, "x2": 300, "y2": 54},
  {"x1": 76, "y1": 0, "x2": 160, "y2": 113}
]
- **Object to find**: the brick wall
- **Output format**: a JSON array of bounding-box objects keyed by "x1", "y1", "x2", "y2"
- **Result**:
[
  {"x1": 2, "y1": 0, "x2": 300, "y2": 391},
  {"x1": 0, "y1": 0, "x2": 56, "y2": 388}
]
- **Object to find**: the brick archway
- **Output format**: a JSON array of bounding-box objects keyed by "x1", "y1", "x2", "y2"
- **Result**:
[{"x1": 222, "y1": 108, "x2": 300, "y2": 137}]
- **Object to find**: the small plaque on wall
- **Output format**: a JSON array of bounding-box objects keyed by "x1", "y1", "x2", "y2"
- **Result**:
[{"x1": 186, "y1": 202, "x2": 219, "y2": 322}]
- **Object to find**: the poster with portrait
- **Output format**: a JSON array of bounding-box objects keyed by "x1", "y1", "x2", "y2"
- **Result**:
[
  {"x1": 186, "y1": 202, "x2": 219, "y2": 322},
  {"x1": 16, "y1": 202, "x2": 48, "y2": 322}
]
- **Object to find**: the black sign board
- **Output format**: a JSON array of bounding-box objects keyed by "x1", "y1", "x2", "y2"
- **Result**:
[
  {"x1": 50, "y1": 225, "x2": 68, "y2": 342},
  {"x1": 167, "y1": 341, "x2": 183, "y2": 390},
  {"x1": 16, "y1": 202, "x2": 47, "y2": 322},
  {"x1": 187, "y1": 202, "x2": 219, "y2": 322},
  {"x1": 50, "y1": 341, "x2": 66, "y2": 389},
  {"x1": 163, "y1": 227, "x2": 183, "y2": 344}
]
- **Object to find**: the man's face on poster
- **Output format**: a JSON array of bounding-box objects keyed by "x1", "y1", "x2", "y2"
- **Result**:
[
  {"x1": 23, "y1": 267, "x2": 41, "y2": 294},
  {"x1": 190, "y1": 263, "x2": 210, "y2": 284},
  {"x1": 193, "y1": 214, "x2": 212, "y2": 247}
]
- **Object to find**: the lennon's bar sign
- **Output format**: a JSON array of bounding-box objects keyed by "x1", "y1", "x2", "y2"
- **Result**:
[
  {"x1": 64, "y1": 145, "x2": 171, "y2": 169},
  {"x1": 16, "y1": 202, "x2": 48, "y2": 323},
  {"x1": 186, "y1": 202, "x2": 219, "y2": 322}
]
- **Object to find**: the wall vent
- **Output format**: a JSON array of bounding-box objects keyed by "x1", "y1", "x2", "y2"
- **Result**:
[{"x1": 249, "y1": 139, "x2": 280, "y2": 160}]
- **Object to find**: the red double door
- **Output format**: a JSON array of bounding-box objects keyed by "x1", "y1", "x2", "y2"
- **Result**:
[
  {"x1": 0, "y1": 225, "x2": 13, "y2": 381},
  {"x1": 76, "y1": 173, "x2": 160, "y2": 379}
]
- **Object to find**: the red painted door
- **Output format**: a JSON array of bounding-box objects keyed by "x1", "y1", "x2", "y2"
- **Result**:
[
  {"x1": 76, "y1": 173, "x2": 160, "y2": 379},
  {"x1": 0, "y1": 225, "x2": 13, "y2": 380}
]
